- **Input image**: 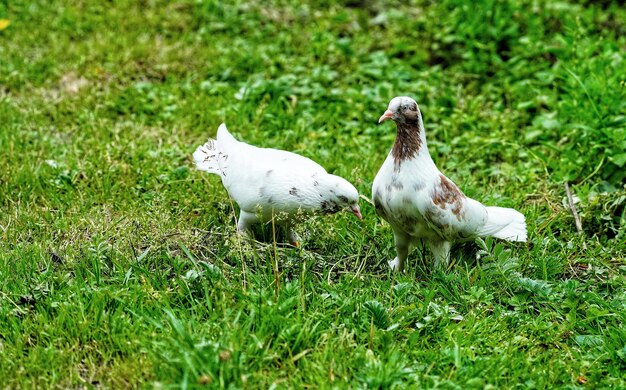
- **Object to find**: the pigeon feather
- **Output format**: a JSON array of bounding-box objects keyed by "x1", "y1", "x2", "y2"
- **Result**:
[
  {"x1": 373, "y1": 97, "x2": 526, "y2": 271},
  {"x1": 194, "y1": 123, "x2": 362, "y2": 244}
]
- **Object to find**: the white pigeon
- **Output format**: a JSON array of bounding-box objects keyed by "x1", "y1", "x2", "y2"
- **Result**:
[
  {"x1": 372, "y1": 96, "x2": 527, "y2": 271},
  {"x1": 193, "y1": 123, "x2": 362, "y2": 244}
]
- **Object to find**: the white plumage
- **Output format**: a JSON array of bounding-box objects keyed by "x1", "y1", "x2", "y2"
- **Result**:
[
  {"x1": 194, "y1": 123, "x2": 362, "y2": 244},
  {"x1": 372, "y1": 97, "x2": 527, "y2": 271}
]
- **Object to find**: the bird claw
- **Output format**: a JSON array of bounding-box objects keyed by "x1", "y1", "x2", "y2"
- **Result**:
[
  {"x1": 290, "y1": 241, "x2": 300, "y2": 248},
  {"x1": 388, "y1": 257, "x2": 403, "y2": 272},
  {"x1": 236, "y1": 229, "x2": 252, "y2": 240}
]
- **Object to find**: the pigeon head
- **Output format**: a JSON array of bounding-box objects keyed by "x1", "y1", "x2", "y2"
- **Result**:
[
  {"x1": 378, "y1": 96, "x2": 420, "y2": 124},
  {"x1": 378, "y1": 96, "x2": 425, "y2": 163},
  {"x1": 320, "y1": 175, "x2": 362, "y2": 220}
]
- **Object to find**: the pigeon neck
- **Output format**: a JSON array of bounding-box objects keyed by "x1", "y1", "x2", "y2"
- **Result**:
[{"x1": 391, "y1": 112, "x2": 427, "y2": 165}]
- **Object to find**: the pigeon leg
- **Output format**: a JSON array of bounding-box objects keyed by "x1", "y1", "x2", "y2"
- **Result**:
[
  {"x1": 237, "y1": 210, "x2": 258, "y2": 238},
  {"x1": 284, "y1": 221, "x2": 301, "y2": 247},
  {"x1": 429, "y1": 240, "x2": 451, "y2": 269},
  {"x1": 389, "y1": 231, "x2": 410, "y2": 272}
]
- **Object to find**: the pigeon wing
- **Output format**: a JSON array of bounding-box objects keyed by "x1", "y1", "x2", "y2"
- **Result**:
[
  {"x1": 214, "y1": 125, "x2": 328, "y2": 213},
  {"x1": 420, "y1": 174, "x2": 488, "y2": 240}
]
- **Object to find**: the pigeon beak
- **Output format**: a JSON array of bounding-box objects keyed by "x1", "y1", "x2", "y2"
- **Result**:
[
  {"x1": 351, "y1": 205, "x2": 363, "y2": 220},
  {"x1": 378, "y1": 109, "x2": 394, "y2": 123}
]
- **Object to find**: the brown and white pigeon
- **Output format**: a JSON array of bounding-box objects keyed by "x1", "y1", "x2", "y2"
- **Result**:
[
  {"x1": 372, "y1": 96, "x2": 526, "y2": 271},
  {"x1": 194, "y1": 123, "x2": 362, "y2": 244}
]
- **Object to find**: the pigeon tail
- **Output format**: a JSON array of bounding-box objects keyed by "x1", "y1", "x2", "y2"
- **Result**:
[
  {"x1": 193, "y1": 123, "x2": 238, "y2": 176},
  {"x1": 193, "y1": 138, "x2": 222, "y2": 175},
  {"x1": 216, "y1": 123, "x2": 239, "y2": 149},
  {"x1": 479, "y1": 206, "x2": 527, "y2": 242}
]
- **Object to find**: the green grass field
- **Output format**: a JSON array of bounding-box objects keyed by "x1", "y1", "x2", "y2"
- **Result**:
[{"x1": 1, "y1": 0, "x2": 626, "y2": 387}]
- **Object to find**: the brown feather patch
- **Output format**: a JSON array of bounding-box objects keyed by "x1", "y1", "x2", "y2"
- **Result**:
[{"x1": 432, "y1": 175, "x2": 466, "y2": 221}]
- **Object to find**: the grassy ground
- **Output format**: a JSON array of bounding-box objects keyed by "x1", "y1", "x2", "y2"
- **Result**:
[{"x1": 1, "y1": 0, "x2": 626, "y2": 387}]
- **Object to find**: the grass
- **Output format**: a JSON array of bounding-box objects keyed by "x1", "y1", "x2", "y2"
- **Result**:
[{"x1": 1, "y1": 0, "x2": 626, "y2": 387}]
